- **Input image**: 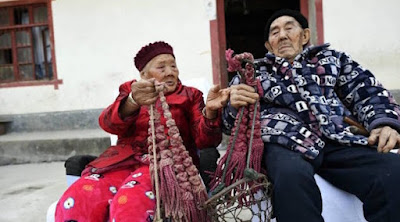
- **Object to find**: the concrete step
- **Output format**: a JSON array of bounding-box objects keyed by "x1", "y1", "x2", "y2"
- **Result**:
[
  {"x1": 0, "y1": 129, "x2": 111, "y2": 166},
  {"x1": 3, "y1": 109, "x2": 103, "y2": 133}
]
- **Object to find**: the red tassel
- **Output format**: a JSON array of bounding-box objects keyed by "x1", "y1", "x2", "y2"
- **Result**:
[
  {"x1": 160, "y1": 164, "x2": 181, "y2": 217},
  {"x1": 211, "y1": 49, "x2": 265, "y2": 206},
  {"x1": 147, "y1": 91, "x2": 210, "y2": 221}
]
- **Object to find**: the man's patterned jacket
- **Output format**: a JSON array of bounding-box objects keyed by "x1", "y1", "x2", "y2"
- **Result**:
[{"x1": 223, "y1": 44, "x2": 400, "y2": 159}]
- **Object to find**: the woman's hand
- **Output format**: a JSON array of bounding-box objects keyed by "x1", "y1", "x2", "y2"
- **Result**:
[
  {"x1": 131, "y1": 78, "x2": 164, "y2": 106},
  {"x1": 120, "y1": 79, "x2": 165, "y2": 118},
  {"x1": 204, "y1": 85, "x2": 231, "y2": 119}
]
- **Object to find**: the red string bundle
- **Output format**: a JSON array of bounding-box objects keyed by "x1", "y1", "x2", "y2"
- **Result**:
[
  {"x1": 148, "y1": 91, "x2": 209, "y2": 222},
  {"x1": 211, "y1": 49, "x2": 264, "y2": 203}
]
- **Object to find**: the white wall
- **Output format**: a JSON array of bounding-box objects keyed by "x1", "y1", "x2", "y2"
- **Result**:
[
  {"x1": 323, "y1": 0, "x2": 400, "y2": 89},
  {"x1": 4, "y1": 0, "x2": 399, "y2": 115},
  {"x1": 0, "y1": 0, "x2": 213, "y2": 115}
]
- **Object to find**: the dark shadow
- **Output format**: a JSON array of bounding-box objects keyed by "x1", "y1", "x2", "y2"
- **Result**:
[{"x1": 225, "y1": 0, "x2": 300, "y2": 81}]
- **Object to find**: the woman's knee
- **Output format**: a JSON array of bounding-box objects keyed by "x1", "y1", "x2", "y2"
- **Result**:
[
  {"x1": 110, "y1": 166, "x2": 155, "y2": 221},
  {"x1": 55, "y1": 177, "x2": 112, "y2": 222},
  {"x1": 55, "y1": 169, "x2": 133, "y2": 221}
]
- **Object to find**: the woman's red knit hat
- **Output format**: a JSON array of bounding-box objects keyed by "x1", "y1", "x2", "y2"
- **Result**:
[{"x1": 134, "y1": 41, "x2": 175, "y2": 71}]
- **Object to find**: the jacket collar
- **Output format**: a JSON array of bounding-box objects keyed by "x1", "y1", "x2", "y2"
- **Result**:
[{"x1": 264, "y1": 43, "x2": 331, "y2": 65}]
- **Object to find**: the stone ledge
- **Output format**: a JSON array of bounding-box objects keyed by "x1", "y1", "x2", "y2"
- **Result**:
[
  {"x1": 0, "y1": 131, "x2": 110, "y2": 166},
  {"x1": 6, "y1": 108, "x2": 104, "y2": 133}
]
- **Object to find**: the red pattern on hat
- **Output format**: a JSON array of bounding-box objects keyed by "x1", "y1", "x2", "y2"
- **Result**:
[{"x1": 134, "y1": 41, "x2": 175, "y2": 71}]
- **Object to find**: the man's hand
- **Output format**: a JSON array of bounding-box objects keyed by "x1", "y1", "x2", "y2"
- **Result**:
[
  {"x1": 229, "y1": 84, "x2": 260, "y2": 110},
  {"x1": 204, "y1": 85, "x2": 230, "y2": 119},
  {"x1": 368, "y1": 126, "x2": 400, "y2": 153}
]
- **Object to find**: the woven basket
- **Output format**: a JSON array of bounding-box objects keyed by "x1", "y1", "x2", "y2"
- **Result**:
[{"x1": 201, "y1": 171, "x2": 273, "y2": 222}]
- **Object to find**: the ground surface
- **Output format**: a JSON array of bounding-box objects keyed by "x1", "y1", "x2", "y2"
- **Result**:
[{"x1": 0, "y1": 162, "x2": 66, "y2": 222}]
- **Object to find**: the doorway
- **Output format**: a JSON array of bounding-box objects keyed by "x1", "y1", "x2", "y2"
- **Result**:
[
  {"x1": 210, "y1": 0, "x2": 324, "y2": 86},
  {"x1": 224, "y1": 0, "x2": 300, "y2": 81},
  {"x1": 225, "y1": 0, "x2": 300, "y2": 59}
]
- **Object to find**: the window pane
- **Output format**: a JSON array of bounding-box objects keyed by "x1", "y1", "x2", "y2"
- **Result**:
[
  {"x1": 0, "y1": 8, "x2": 10, "y2": 27},
  {"x1": 31, "y1": 26, "x2": 52, "y2": 79},
  {"x1": 0, "y1": 65, "x2": 14, "y2": 82},
  {"x1": 17, "y1": 48, "x2": 32, "y2": 63},
  {"x1": 0, "y1": 32, "x2": 11, "y2": 48},
  {"x1": 46, "y1": 62, "x2": 53, "y2": 79},
  {"x1": 16, "y1": 30, "x2": 31, "y2": 46},
  {"x1": 0, "y1": 49, "x2": 12, "y2": 65},
  {"x1": 33, "y1": 6, "x2": 48, "y2": 23},
  {"x1": 14, "y1": 7, "x2": 29, "y2": 25},
  {"x1": 44, "y1": 28, "x2": 53, "y2": 79},
  {"x1": 19, "y1": 64, "x2": 34, "y2": 80}
]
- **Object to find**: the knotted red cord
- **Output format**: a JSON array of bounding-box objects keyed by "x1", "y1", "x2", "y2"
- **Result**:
[
  {"x1": 148, "y1": 90, "x2": 209, "y2": 221},
  {"x1": 210, "y1": 49, "x2": 264, "y2": 205}
]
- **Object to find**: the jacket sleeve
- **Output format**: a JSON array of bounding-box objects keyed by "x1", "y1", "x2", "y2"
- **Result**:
[
  {"x1": 189, "y1": 88, "x2": 223, "y2": 149},
  {"x1": 335, "y1": 51, "x2": 400, "y2": 131},
  {"x1": 98, "y1": 80, "x2": 141, "y2": 136},
  {"x1": 222, "y1": 74, "x2": 241, "y2": 134}
]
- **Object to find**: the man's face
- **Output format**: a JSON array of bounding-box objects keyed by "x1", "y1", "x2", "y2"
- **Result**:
[
  {"x1": 141, "y1": 54, "x2": 179, "y2": 92},
  {"x1": 265, "y1": 16, "x2": 310, "y2": 62}
]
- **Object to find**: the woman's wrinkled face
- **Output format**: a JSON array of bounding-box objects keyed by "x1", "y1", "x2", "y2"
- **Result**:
[{"x1": 141, "y1": 54, "x2": 179, "y2": 92}]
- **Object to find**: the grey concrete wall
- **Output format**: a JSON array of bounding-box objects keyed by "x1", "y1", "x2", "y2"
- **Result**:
[
  {"x1": 0, "y1": 108, "x2": 109, "y2": 165},
  {"x1": 3, "y1": 108, "x2": 104, "y2": 133}
]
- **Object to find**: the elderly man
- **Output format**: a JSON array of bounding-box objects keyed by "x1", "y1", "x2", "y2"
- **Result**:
[{"x1": 223, "y1": 9, "x2": 400, "y2": 222}]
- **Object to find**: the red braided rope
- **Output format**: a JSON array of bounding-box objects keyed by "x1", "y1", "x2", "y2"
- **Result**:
[
  {"x1": 210, "y1": 49, "x2": 264, "y2": 205},
  {"x1": 148, "y1": 91, "x2": 210, "y2": 221}
]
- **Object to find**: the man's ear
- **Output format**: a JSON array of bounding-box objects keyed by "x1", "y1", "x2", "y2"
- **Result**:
[
  {"x1": 264, "y1": 41, "x2": 272, "y2": 52},
  {"x1": 302, "y1": 28, "x2": 311, "y2": 45}
]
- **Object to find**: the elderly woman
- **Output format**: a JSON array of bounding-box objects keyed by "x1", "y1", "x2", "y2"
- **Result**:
[{"x1": 55, "y1": 41, "x2": 229, "y2": 222}]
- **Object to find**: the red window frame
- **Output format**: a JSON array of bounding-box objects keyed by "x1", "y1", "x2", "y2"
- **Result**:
[{"x1": 0, "y1": 0, "x2": 62, "y2": 89}]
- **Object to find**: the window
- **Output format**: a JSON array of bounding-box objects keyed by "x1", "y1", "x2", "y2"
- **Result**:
[{"x1": 0, "y1": 0, "x2": 61, "y2": 89}]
